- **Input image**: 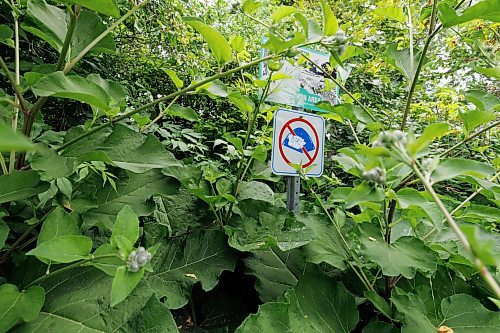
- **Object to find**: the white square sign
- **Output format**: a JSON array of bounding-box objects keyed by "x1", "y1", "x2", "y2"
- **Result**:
[{"x1": 271, "y1": 108, "x2": 325, "y2": 177}]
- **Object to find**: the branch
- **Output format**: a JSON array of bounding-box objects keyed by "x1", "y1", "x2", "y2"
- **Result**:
[
  {"x1": 0, "y1": 56, "x2": 29, "y2": 114},
  {"x1": 440, "y1": 120, "x2": 499, "y2": 157},
  {"x1": 55, "y1": 5, "x2": 80, "y2": 71}
]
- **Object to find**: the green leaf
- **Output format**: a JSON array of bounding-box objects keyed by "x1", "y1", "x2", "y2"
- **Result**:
[
  {"x1": 31, "y1": 145, "x2": 76, "y2": 180},
  {"x1": 373, "y1": 6, "x2": 407, "y2": 23},
  {"x1": 464, "y1": 89, "x2": 500, "y2": 112},
  {"x1": 345, "y1": 182, "x2": 385, "y2": 209},
  {"x1": 360, "y1": 236, "x2": 437, "y2": 279},
  {"x1": 0, "y1": 24, "x2": 14, "y2": 47},
  {"x1": 396, "y1": 188, "x2": 444, "y2": 229},
  {"x1": 166, "y1": 104, "x2": 199, "y2": 121},
  {"x1": 22, "y1": 0, "x2": 67, "y2": 52},
  {"x1": 0, "y1": 171, "x2": 50, "y2": 204},
  {"x1": 319, "y1": 0, "x2": 338, "y2": 36},
  {"x1": 244, "y1": 247, "x2": 305, "y2": 302},
  {"x1": 62, "y1": 124, "x2": 181, "y2": 173},
  {"x1": 92, "y1": 244, "x2": 122, "y2": 276},
  {"x1": 0, "y1": 121, "x2": 35, "y2": 152},
  {"x1": 184, "y1": 17, "x2": 231, "y2": 64},
  {"x1": 0, "y1": 219, "x2": 8, "y2": 249},
  {"x1": 458, "y1": 109, "x2": 496, "y2": 134},
  {"x1": 80, "y1": 169, "x2": 179, "y2": 230},
  {"x1": 461, "y1": 224, "x2": 500, "y2": 266},
  {"x1": 431, "y1": 159, "x2": 495, "y2": 183},
  {"x1": 407, "y1": 122, "x2": 450, "y2": 156},
  {"x1": 393, "y1": 291, "x2": 500, "y2": 333},
  {"x1": 364, "y1": 290, "x2": 393, "y2": 320},
  {"x1": 163, "y1": 69, "x2": 184, "y2": 89},
  {"x1": 438, "y1": 0, "x2": 500, "y2": 27},
  {"x1": 475, "y1": 65, "x2": 500, "y2": 79},
  {"x1": 272, "y1": 6, "x2": 299, "y2": 24},
  {"x1": 111, "y1": 206, "x2": 140, "y2": 249},
  {"x1": 251, "y1": 145, "x2": 267, "y2": 162},
  {"x1": 32, "y1": 72, "x2": 111, "y2": 110},
  {"x1": 110, "y1": 266, "x2": 144, "y2": 307},
  {"x1": 300, "y1": 213, "x2": 349, "y2": 269},
  {"x1": 144, "y1": 230, "x2": 238, "y2": 309},
  {"x1": 86, "y1": 74, "x2": 128, "y2": 109},
  {"x1": 236, "y1": 273, "x2": 359, "y2": 332},
  {"x1": 27, "y1": 235, "x2": 92, "y2": 263},
  {"x1": 363, "y1": 321, "x2": 399, "y2": 333},
  {"x1": 71, "y1": 10, "x2": 116, "y2": 58},
  {"x1": 238, "y1": 181, "x2": 274, "y2": 204},
  {"x1": 242, "y1": 0, "x2": 262, "y2": 14},
  {"x1": 65, "y1": 0, "x2": 120, "y2": 18},
  {"x1": 12, "y1": 268, "x2": 180, "y2": 332},
  {"x1": 0, "y1": 284, "x2": 45, "y2": 333},
  {"x1": 37, "y1": 207, "x2": 79, "y2": 246},
  {"x1": 385, "y1": 44, "x2": 427, "y2": 82}
]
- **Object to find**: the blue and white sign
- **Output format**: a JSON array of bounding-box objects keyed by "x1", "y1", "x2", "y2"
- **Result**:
[{"x1": 271, "y1": 108, "x2": 325, "y2": 177}]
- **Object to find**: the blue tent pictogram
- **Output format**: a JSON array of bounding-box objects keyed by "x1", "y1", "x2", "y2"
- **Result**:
[{"x1": 283, "y1": 127, "x2": 315, "y2": 153}]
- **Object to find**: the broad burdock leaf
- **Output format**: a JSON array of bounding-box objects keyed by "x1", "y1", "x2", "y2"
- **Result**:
[
  {"x1": 37, "y1": 207, "x2": 79, "y2": 245},
  {"x1": 237, "y1": 181, "x2": 274, "y2": 204},
  {"x1": 272, "y1": 6, "x2": 298, "y2": 24},
  {"x1": 226, "y1": 200, "x2": 314, "y2": 252},
  {"x1": 80, "y1": 169, "x2": 179, "y2": 230},
  {"x1": 31, "y1": 144, "x2": 76, "y2": 180},
  {"x1": 396, "y1": 188, "x2": 444, "y2": 229},
  {"x1": 144, "y1": 230, "x2": 238, "y2": 309},
  {"x1": 0, "y1": 284, "x2": 45, "y2": 333},
  {"x1": 244, "y1": 247, "x2": 306, "y2": 302},
  {"x1": 70, "y1": 10, "x2": 116, "y2": 57},
  {"x1": 360, "y1": 236, "x2": 437, "y2": 279},
  {"x1": 62, "y1": 124, "x2": 181, "y2": 173},
  {"x1": 438, "y1": 0, "x2": 500, "y2": 27},
  {"x1": 0, "y1": 171, "x2": 50, "y2": 204},
  {"x1": 0, "y1": 121, "x2": 35, "y2": 152},
  {"x1": 27, "y1": 235, "x2": 92, "y2": 263},
  {"x1": 183, "y1": 17, "x2": 232, "y2": 64},
  {"x1": 236, "y1": 273, "x2": 359, "y2": 332},
  {"x1": 393, "y1": 289, "x2": 500, "y2": 333},
  {"x1": 12, "y1": 268, "x2": 179, "y2": 332},
  {"x1": 319, "y1": 0, "x2": 338, "y2": 36},
  {"x1": 385, "y1": 44, "x2": 427, "y2": 82},
  {"x1": 431, "y1": 158, "x2": 495, "y2": 183},
  {"x1": 63, "y1": 0, "x2": 120, "y2": 18}
]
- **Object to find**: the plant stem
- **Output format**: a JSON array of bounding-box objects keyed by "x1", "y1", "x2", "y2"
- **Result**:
[
  {"x1": 302, "y1": 54, "x2": 379, "y2": 122},
  {"x1": 440, "y1": 120, "x2": 500, "y2": 157},
  {"x1": 412, "y1": 162, "x2": 500, "y2": 298},
  {"x1": 55, "y1": 5, "x2": 80, "y2": 71},
  {"x1": 9, "y1": 15, "x2": 20, "y2": 173},
  {"x1": 25, "y1": 254, "x2": 120, "y2": 288},
  {"x1": 140, "y1": 96, "x2": 179, "y2": 132},
  {"x1": 400, "y1": 0, "x2": 437, "y2": 131},
  {"x1": 0, "y1": 154, "x2": 8, "y2": 175},
  {"x1": 56, "y1": 53, "x2": 281, "y2": 152},
  {"x1": 0, "y1": 56, "x2": 28, "y2": 114}
]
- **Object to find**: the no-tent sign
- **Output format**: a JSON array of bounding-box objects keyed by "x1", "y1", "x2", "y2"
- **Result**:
[{"x1": 271, "y1": 108, "x2": 325, "y2": 177}]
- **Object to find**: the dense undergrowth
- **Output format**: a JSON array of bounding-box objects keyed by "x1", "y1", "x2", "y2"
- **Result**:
[{"x1": 0, "y1": 0, "x2": 499, "y2": 332}]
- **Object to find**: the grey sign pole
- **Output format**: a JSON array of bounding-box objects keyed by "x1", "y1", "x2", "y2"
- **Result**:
[{"x1": 286, "y1": 106, "x2": 302, "y2": 213}]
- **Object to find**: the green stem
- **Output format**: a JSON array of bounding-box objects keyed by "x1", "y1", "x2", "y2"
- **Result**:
[
  {"x1": 25, "y1": 254, "x2": 120, "y2": 288},
  {"x1": 0, "y1": 154, "x2": 8, "y2": 175},
  {"x1": 9, "y1": 17, "x2": 20, "y2": 173},
  {"x1": 55, "y1": 5, "x2": 80, "y2": 71},
  {"x1": 412, "y1": 162, "x2": 500, "y2": 298},
  {"x1": 400, "y1": 0, "x2": 438, "y2": 131},
  {"x1": 0, "y1": 56, "x2": 28, "y2": 114},
  {"x1": 302, "y1": 54, "x2": 379, "y2": 122},
  {"x1": 56, "y1": 53, "x2": 281, "y2": 152},
  {"x1": 440, "y1": 120, "x2": 499, "y2": 157},
  {"x1": 140, "y1": 95, "x2": 179, "y2": 132}
]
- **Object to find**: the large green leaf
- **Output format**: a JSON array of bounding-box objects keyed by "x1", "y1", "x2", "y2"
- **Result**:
[
  {"x1": 37, "y1": 207, "x2": 79, "y2": 245},
  {"x1": 360, "y1": 236, "x2": 437, "y2": 279},
  {"x1": 12, "y1": 268, "x2": 179, "y2": 332},
  {"x1": 111, "y1": 266, "x2": 144, "y2": 307},
  {"x1": 319, "y1": 0, "x2": 338, "y2": 36},
  {"x1": 22, "y1": 0, "x2": 67, "y2": 52},
  {"x1": 0, "y1": 284, "x2": 45, "y2": 333},
  {"x1": 70, "y1": 10, "x2": 116, "y2": 57},
  {"x1": 32, "y1": 72, "x2": 111, "y2": 109},
  {"x1": 244, "y1": 247, "x2": 305, "y2": 302},
  {"x1": 393, "y1": 289, "x2": 500, "y2": 333},
  {"x1": 237, "y1": 181, "x2": 274, "y2": 204},
  {"x1": 226, "y1": 200, "x2": 314, "y2": 252},
  {"x1": 438, "y1": 0, "x2": 500, "y2": 27},
  {"x1": 27, "y1": 235, "x2": 92, "y2": 263},
  {"x1": 465, "y1": 89, "x2": 500, "y2": 112},
  {"x1": 0, "y1": 171, "x2": 50, "y2": 204},
  {"x1": 63, "y1": 0, "x2": 120, "y2": 18},
  {"x1": 144, "y1": 230, "x2": 238, "y2": 309},
  {"x1": 301, "y1": 213, "x2": 349, "y2": 269},
  {"x1": 431, "y1": 159, "x2": 495, "y2": 183},
  {"x1": 31, "y1": 145, "x2": 76, "y2": 180},
  {"x1": 272, "y1": 6, "x2": 299, "y2": 24},
  {"x1": 111, "y1": 205, "x2": 140, "y2": 248},
  {"x1": 236, "y1": 273, "x2": 359, "y2": 332},
  {"x1": 459, "y1": 110, "x2": 496, "y2": 134},
  {"x1": 373, "y1": 6, "x2": 407, "y2": 23},
  {"x1": 0, "y1": 121, "x2": 35, "y2": 152},
  {"x1": 184, "y1": 17, "x2": 231, "y2": 64},
  {"x1": 81, "y1": 169, "x2": 179, "y2": 230},
  {"x1": 63, "y1": 124, "x2": 180, "y2": 173},
  {"x1": 407, "y1": 122, "x2": 450, "y2": 157},
  {"x1": 385, "y1": 44, "x2": 427, "y2": 82},
  {"x1": 242, "y1": 0, "x2": 262, "y2": 14},
  {"x1": 396, "y1": 188, "x2": 444, "y2": 229}
]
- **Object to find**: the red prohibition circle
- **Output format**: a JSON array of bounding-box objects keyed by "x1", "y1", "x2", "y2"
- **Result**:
[{"x1": 278, "y1": 117, "x2": 320, "y2": 168}]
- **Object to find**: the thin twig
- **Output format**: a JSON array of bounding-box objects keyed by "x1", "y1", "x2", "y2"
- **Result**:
[
  {"x1": 440, "y1": 120, "x2": 500, "y2": 157},
  {"x1": 0, "y1": 56, "x2": 28, "y2": 114}
]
